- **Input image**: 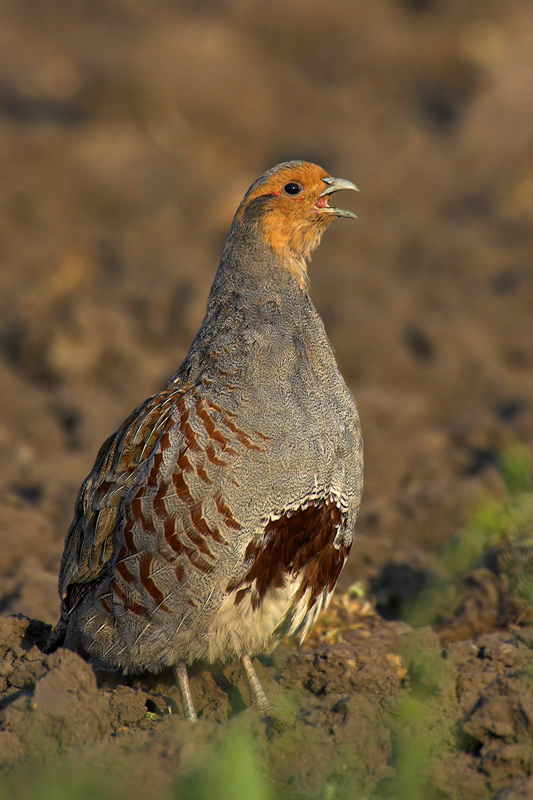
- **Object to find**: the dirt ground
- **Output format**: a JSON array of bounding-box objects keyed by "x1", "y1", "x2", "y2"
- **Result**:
[{"x1": 1, "y1": 1, "x2": 533, "y2": 798}]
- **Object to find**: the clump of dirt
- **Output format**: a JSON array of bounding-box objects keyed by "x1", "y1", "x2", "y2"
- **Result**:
[{"x1": 0, "y1": 616, "x2": 108, "y2": 767}]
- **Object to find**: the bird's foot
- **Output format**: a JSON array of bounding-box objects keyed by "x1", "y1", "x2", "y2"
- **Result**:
[
  {"x1": 241, "y1": 653, "x2": 275, "y2": 718},
  {"x1": 175, "y1": 661, "x2": 198, "y2": 722}
]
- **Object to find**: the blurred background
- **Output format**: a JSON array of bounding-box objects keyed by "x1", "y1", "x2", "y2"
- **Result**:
[{"x1": 0, "y1": 0, "x2": 532, "y2": 625}]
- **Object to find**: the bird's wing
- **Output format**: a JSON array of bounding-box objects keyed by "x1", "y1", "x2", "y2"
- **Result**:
[
  {"x1": 57, "y1": 380, "x2": 268, "y2": 613},
  {"x1": 58, "y1": 385, "x2": 184, "y2": 601}
]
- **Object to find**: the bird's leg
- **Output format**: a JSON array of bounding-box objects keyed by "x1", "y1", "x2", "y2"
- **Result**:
[
  {"x1": 175, "y1": 661, "x2": 198, "y2": 721},
  {"x1": 241, "y1": 654, "x2": 274, "y2": 715}
]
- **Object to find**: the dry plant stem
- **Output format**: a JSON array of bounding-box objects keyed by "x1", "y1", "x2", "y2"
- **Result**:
[
  {"x1": 175, "y1": 662, "x2": 198, "y2": 721},
  {"x1": 241, "y1": 654, "x2": 274, "y2": 715}
]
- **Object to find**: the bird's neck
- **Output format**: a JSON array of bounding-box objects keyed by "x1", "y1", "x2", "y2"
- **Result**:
[
  {"x1": 171, "y1": 219, "x2": 331, "y2": 390},
  {"x1": 210, "y1": 218, "x2": 311, "y2": 305}
]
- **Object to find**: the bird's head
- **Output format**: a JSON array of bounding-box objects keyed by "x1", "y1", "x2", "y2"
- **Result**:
[{"x1": 232, "y1": 161, "x2": 358, "y2": 288}]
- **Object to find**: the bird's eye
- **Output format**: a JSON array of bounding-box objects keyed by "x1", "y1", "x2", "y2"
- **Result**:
[{"x1": 283, "y1": 182, "x2": 303, "y2": 196}]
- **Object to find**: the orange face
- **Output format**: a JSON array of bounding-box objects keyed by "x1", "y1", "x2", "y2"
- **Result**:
[{"x1": 235, "y1": 162, "x2": 358, "y2": 266}]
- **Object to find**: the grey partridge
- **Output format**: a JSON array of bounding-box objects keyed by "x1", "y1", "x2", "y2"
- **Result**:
[{"x1": 48, "y1": 161, "x2": 363, "y2": 719}]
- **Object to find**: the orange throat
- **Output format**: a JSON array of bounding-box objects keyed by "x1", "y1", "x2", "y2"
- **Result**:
[{"x1": 259, "y1": 209, "x2": 327, "y2": 290}]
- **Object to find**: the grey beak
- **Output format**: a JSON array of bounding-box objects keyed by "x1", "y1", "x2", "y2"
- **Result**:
[{"x1": 318, "y1": 176, "x2": 359, "y2": 219}]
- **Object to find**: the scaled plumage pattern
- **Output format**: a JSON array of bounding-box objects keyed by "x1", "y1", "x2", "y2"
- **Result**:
[{"x1": 48, "y1": 161, "x2": 363, "y2": 719}]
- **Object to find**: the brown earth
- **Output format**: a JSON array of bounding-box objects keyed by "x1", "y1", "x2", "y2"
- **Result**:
[
  {"x1": 0, "y1": 1, "x2": 533, "y2": 798},
  {"x1": 3, "y1": 612, "x2": 533, "y2": 799}
]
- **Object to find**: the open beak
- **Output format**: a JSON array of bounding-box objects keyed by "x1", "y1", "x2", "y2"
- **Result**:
[{"x1": 316, "y1": 176, "x2": 359, "y2": 219}]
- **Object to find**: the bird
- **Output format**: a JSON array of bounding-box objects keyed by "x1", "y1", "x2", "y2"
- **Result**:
[{"x1": 47, "y1": 161, "x2": 363, "y2": 720}]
